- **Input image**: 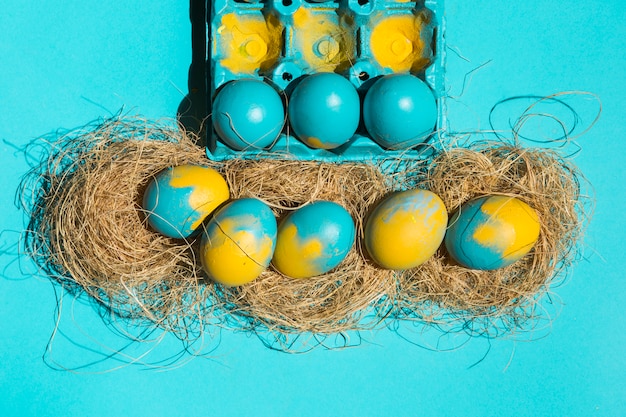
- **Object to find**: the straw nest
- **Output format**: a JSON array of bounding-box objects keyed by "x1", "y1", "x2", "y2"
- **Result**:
[
  {"x1": 395, "y1": 144, "x2": 588, "y2": 335},
  {"x1": 19, "y1": 118, "x2": 588, "y2": 348}
]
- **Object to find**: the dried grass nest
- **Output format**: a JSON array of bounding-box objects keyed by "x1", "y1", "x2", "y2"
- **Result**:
[{"x1": 19, "y1": 118, "x2": 588, "y2": 349}]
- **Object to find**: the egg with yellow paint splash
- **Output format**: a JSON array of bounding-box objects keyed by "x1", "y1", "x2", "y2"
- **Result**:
[
  {"x1": 445, "y1": 195, "x2": 541, "y2": 270},
  {"x1": 273, "y1": 201, "x2": 355, "y2": 279},
  {"x1": 200, "y1": 198, "x2": 277, "y2": 286},
  {"x1": 142, "y1": 165, "x2": 229, "y2": 239},
  {"x1": 364, "y1": 189, "x2": 448, "y2": 270}
]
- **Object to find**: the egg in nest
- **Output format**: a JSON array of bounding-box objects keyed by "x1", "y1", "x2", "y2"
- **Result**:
[
  {"x1": 200, "y1": 198, "x2": 277, "y2": 286},
  {"x1": 272, "y1": 201, "x2": 355, "y2": 279},
  {"x1": 445, "y1": 195, "x2": 541, "y2": 270},
  {"x1": 142, "y1": 165, "x2": 229, "y2": 239},
  {"x1": 365, "y1": 189, "x2": 448, "y2": 270}
]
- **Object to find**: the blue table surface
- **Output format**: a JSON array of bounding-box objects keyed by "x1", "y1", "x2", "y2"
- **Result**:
[{"x1": 1, "y1": 1, "x2": 625, "y2": 416}]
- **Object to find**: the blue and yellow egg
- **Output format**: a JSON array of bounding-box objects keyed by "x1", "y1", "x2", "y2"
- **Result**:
[
  {"x1": 363, "y1": 74, "x2": 437, "y2": 149},
  {"x1": 365, "y1": 189, "x2": 448, "y2": 270},
  {"x1": 445, "y1": 195, "x2": 541, "y2": 270},
  {"x1": 142, "y1": 165, "x2": 229, "y2": 239},
  {"x1": 287, "y1": 73, "x2": 360, "y2": 150},
  {"x1": 200, "y1": 198, "x2": 277, "y2": 286},
  {"x1": 212, "y1": 79, "x2": 285, "y2": 151},
  {"x1": 273, "y1": 201, "x2": 355, "y2": 278}
]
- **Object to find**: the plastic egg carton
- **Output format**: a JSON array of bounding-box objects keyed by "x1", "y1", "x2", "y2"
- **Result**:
[{"x1": 206, "y1": 0, "x2": 446, "y2": 161}]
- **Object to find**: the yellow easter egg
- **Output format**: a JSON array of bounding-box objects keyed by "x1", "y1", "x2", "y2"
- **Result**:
[
  {"x1": 200, "y1": 198, "x2": 277, "y2": 286},
  {"x1": 445, "y1": 195, "x2": 541, "y2": 270},
  {"x1": 272, "y1": 201, "x2": 355, "y2": 279},
  {"x1": 142, "y1": 164, "x2": 229, "y2": 239},
  {"x1": 365, "y1": 189, "x2": 448, "y2": 270}
]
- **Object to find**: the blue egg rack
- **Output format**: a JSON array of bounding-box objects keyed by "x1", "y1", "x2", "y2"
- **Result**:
[{"x1": 205, "y1": 0, "x2": 446, "y2": 162}]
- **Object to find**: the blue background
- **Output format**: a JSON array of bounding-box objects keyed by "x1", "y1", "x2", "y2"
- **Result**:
[{"x1": 1, "y1": 1, "x2": 624, "y2": 416}]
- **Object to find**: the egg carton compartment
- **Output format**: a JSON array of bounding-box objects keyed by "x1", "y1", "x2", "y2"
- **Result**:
[{"x1": 206, "y1": 0, "x2": 446, "y2": 161}]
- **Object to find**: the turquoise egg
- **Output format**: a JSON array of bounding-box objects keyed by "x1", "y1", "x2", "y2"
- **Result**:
[
  {"x1": 445, "y1": 196, "x2": 541, "y2": 270},
  {"x1": 212, "y1": 79, "x2": 285, "y2": 151},
  {"x1": 142, "y1": 165, "x2": 229, "y2": 239},
  {"x1": 273, "y1": 201, "x2": 355, "y2": 278},
  {"x1": 363, "y1": 74, "x2": 437, "y2": 149},
  {"x1": 288, "y1": 73, "x2": 360, "y2": 149},
  {"x1": 200, "y1": 198, "x2": 277, "y2": 286}
]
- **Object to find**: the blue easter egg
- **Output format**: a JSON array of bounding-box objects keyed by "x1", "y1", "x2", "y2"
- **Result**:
[
  {"x1": 142, "y1": 165, "x2": 229, "y2": 239},
  {"x1": 200, "y1": 198, "x2": 277, "y2": 286},
  {"x1": 273, "y1": 201, "x2": 355, "y2": 278},
  {"x1": 363, "y1": 74, "x2": 437, "y2": 149},
  {"x1": 445, "y1": 196, "x2": 541, "y2": 270},
  {"x1": 212, "y1": 79, "x2": 285, "y2": 151},
  {"x1": 288, "y1": 73, "x2": 360, "y2": 149},
  {"x1": 365, "y1": 189, "x2": 448, "y2": 270}
]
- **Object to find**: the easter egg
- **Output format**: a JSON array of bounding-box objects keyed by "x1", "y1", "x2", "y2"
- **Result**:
[
  {"x1": 288, "y1": 73, "x2": 360, "y2": 149},
  {"x1": 142, "y1": 165, "x2": 229, "y2": 239},
  {"x1": 363, "y1": 74, "x2": 437, "y2": 149},
  {"x1": 364, "y1": 189, "x2": 448, "y2": 270},
  {"x1": 445, "y1": 196, "x2": 541, "y2": 270},
  {"x1": 212, "y1": 79, "x2": 285, "y2": 151},
  {"x1": 200, "y1": 198, "x2": 277, "y2": 286},
  {"x1": 273, "y1": 201, "x2": 355, "y2": 278}
]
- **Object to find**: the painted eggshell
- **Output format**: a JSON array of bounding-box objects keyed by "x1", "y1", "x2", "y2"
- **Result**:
[
  {"x1": 200, "y1": 198, "x2": 277, "y2": 286},
  {"x1": 445, "y1": 195, "x2": 541, "y2": 270},
  {"x1": 142, "y1": 165, "x2": 229, "y2": 239},
  {"x1": 365, "y1": 189, "x2": 448, "y2": 270},
  {"x1": 288, "y1": 73, "x2": 360, "y2": 150},
  {"x1": 273, "y1": 201, "x2": 355, "y2": 279},
  {"x1": 212, "y1": 79, "x2": 285, "y2": 151},
  {"x1": 363, "y1": 74, "x2": 437, "y2": 149}
]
